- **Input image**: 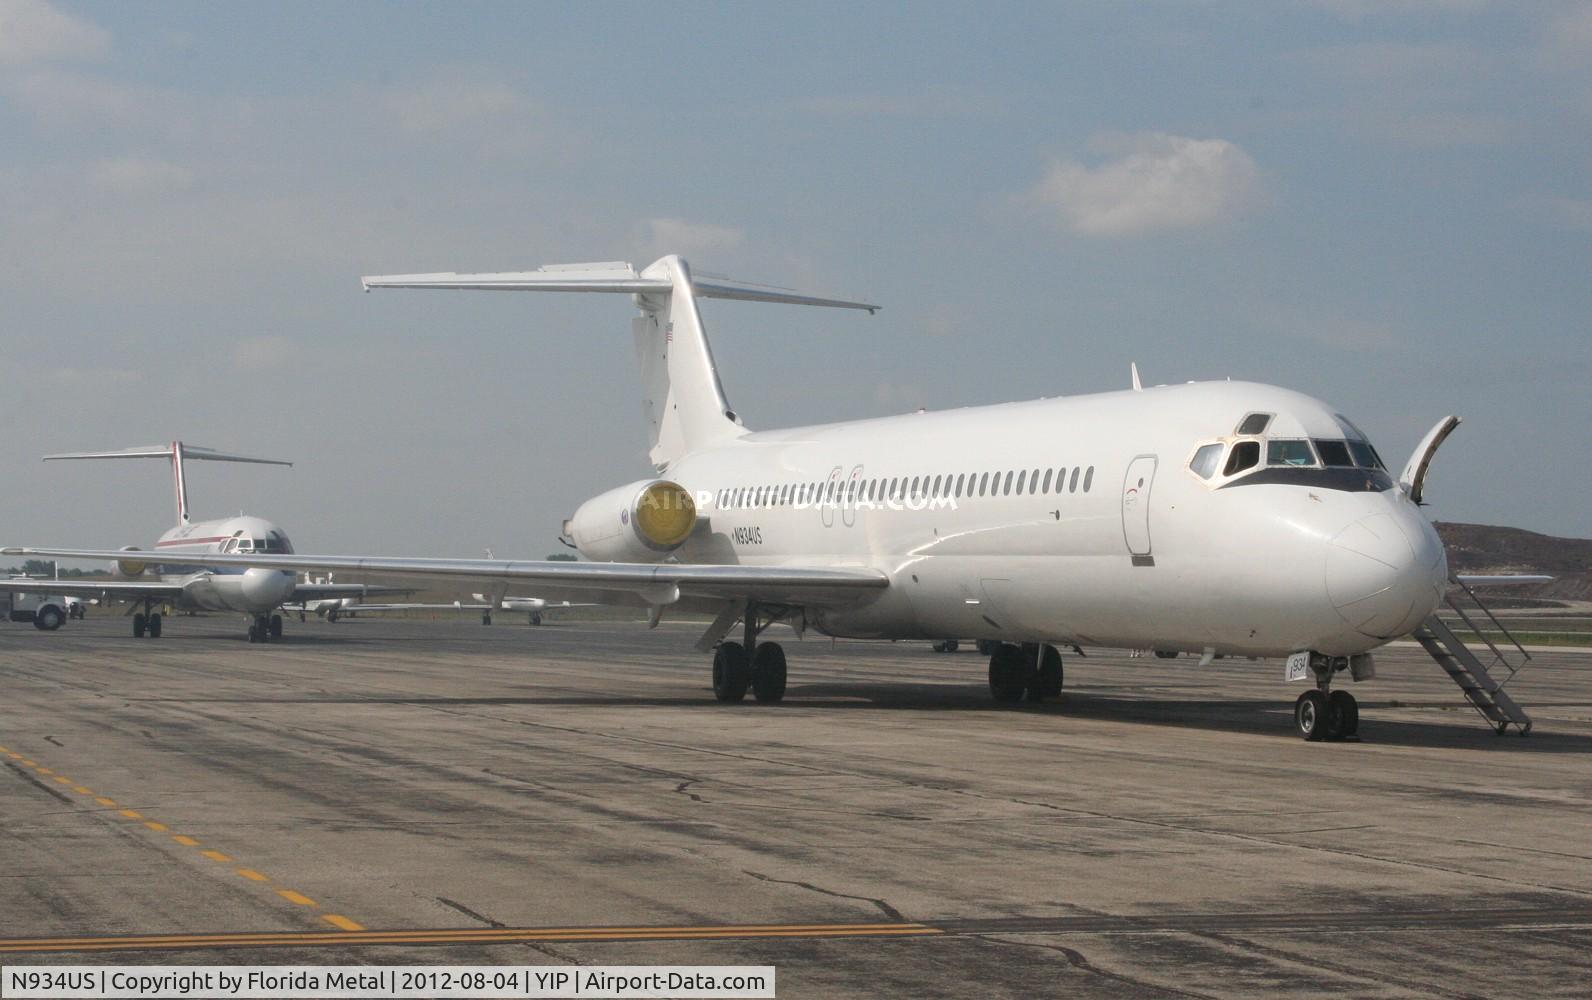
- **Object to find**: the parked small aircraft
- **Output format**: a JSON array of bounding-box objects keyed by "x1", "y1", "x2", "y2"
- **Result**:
[{"x1": 0, "y1": 443, "x2": 390, "y2": 642}]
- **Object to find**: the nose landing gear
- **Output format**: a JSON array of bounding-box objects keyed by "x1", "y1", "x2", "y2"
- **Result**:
[{"x1": 1294, "y1": 657, "x2": 1359, "y2": 741}]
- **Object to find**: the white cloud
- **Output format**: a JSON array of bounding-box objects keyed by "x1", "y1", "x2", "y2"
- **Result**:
[
  {"x1": 88, "y1": 156, "x2": 195, "y2": 195},
  {"x1": 232, "y1": 336, "x2": 294, "y2": 372},
  {"x1": 379, "y1": 75, "x2": 530, "y2": 134},
  {"x1": 0, "y1": 0, "x2": 108, "y2": 67},
  {"x1": 1028, "y1": 133, "x2": 1261, "y2": 237},
  {"x1": 638, "y1": 218, "x2": 745, "y2": 260},
  {"x1": 0, "y1": 69, "x2": 193, "y2": 134}
]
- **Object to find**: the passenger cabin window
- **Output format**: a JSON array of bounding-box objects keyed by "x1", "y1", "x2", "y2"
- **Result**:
[
  {"x1": 1189, "y1": 443, "x2": 1222, "y2": 480},
  {"x1": 1268, "y1": 440, "x2": 1318, "y2": 467},
  {"x1": 1084, "y1": 466, "x2": 1094, "y2": 492},
  {"x1": 1225, "y1": 441, "x2": 1260, "y2": 476},
  {"x1": 1237, "y1": 412, "x2": 1273, "y2": 435},
  {"x1": 1069, "y1": 467, "x2": 1080, "y2": 493}
]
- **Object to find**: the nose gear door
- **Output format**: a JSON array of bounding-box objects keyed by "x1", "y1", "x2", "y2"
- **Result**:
[{"x1": 1121, "y1": 455, "x2": 1157, "y2": 557}]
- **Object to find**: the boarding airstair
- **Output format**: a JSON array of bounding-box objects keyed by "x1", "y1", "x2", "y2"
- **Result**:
[{"x1": 1412, "y1": 579, "x2": 1533, "y2": 735}]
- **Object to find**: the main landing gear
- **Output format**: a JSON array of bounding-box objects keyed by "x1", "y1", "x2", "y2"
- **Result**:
[
  {"x1": 132, "y1": 599, "x2": 163, "y2": 639},
  {"x1": 247, "y1": 613, "x2": 284, "y2": 644},
  {"x1": 987, "y1": 642, "x2": 1064, "y2": 703},
  {"x1": 712, "y1": 603, "x2": 788, "y2": 704},
  {"x1": 1294, "y1": 661, "x2": 1359, "y2": 742}
]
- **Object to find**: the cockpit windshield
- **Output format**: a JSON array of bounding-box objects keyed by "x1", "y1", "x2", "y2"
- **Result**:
[
  {"x1": 1267, "y1": 440, "x2": 1317, "y2": 467},
  {"x1": 1189, "y1": 422, "x2": 1391, "y2": 492},
  {"x1": 230, "y1": 531, "x2": 294, "y2": 554}
]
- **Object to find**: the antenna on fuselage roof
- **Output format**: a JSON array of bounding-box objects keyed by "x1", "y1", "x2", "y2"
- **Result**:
[
  {"x1": 1130, "y1": 362, "x2": 1143, "y2": 392},
  {"x1": 43, "y1": 442, "x2": 292, "y2": 526}
]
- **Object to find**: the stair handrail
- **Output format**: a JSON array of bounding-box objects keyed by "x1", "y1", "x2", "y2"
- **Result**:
[{"x1": 1447, "y1": 577, "x2": 1532, "y2": 688}]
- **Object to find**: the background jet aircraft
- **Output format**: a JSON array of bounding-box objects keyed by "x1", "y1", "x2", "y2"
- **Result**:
[
  {"x1": 8, "y1": 256, "x2": 1507, "y2": 739},
  {"x1": 0, "y1": 442, "x2": 390, "y2": 642}
]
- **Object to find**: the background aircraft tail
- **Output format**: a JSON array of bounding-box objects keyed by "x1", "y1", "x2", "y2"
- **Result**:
[
  {"x1": 44, "y1": 442, "x2": 292, "y2": 525},
  {"x1": 362, "y1": 255, "x2": 877, "y2": 469}
]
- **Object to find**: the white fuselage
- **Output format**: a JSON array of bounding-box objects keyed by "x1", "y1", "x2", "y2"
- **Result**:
[
  {"x1": 143, "y1": 515, "x2": 298, "y2": 614},
  {"x1": 657, "y1": 381, "x2": 1445, "y2": 657}
]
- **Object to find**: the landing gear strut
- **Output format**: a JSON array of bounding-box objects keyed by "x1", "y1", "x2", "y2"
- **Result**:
[
  {"x1": 988, "y1": 642, "x2": 1064, "y2": 703},
  {"x1": 1294, "y1": 661, "x2": 1358, "y2": 741},
  {"x1": 712, "y1": 602, "x2": 789, "y2": 704}
]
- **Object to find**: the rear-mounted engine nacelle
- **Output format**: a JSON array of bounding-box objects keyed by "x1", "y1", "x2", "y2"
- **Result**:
[
  {"x1": 116, "y1": 546, "x2": 148, "y2": 578},
  {"x1": 564, "y1": 480, "x2": 697, "y2": 563}
]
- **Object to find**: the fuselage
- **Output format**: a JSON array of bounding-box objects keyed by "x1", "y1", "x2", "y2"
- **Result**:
[
  {"x1": 660, "y1": 380, "x2": 1445, "y2": 657},
  {"x1": 145, "y1": 515, "x2": 298, "y2": 614}
]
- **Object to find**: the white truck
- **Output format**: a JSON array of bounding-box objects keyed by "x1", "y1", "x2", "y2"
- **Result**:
[{"x1": 2, "y1": 584, "x2": 73, "y2": 631}]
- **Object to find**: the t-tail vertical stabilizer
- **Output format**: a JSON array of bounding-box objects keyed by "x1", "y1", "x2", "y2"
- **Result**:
[
  {"x1": 362, "y1": 254, "x2": 877, "y2": 469},
  {"x1": 43, "y1": 442, "x2": 292, "y2": 526}
]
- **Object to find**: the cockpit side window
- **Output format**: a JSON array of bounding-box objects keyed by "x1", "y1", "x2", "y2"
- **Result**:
[
  {"x1": 1312, "y1": 439, "x2": 1355, "y2": 467},
  {"x1": 1224, "y1": 440, "x2": 1260, "y2": 476},
  {"x1": 1267, "y1": 439, "x2": 1318, "y2": 467},
  {"x1": 1347, "y1": 440, "x2": 1383, "y2": 469},
  {"x1": 1236, "y1": 412, "x2": 1273, "y2": 435},
  {"x1": 1189, "y1": 443, "x2": 1223, "y2": 480}
]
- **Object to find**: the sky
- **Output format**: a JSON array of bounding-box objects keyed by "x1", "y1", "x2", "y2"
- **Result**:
[{"x1": 2, "y1": 0, "x2": 1589, "y2": 561}]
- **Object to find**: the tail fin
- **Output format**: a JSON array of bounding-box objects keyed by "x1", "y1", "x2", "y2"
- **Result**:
[
  {"x1": 362, "y1": 255, "x2": 877, "y2": 468},
  {"x1": 44, "y1": 442, "x2": 292, "y2": 525}
]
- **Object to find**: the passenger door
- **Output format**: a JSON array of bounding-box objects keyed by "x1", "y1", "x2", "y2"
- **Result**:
[{"x1": 1121, "y1": 455, "x2": 1157, "y2": 557}]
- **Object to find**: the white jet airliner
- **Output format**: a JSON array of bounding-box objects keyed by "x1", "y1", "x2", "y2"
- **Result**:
[
  {"x1": 0, "y1": 443, "x2": 387, "y2": 642},
  {"x1": 8, "y1": 257, "x2": 1469, "y2": 739}
]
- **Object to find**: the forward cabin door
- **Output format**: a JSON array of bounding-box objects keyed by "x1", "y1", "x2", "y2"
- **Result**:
[{"x1": 1121, "y1": 455, "x2": 1157, "y2": 557}]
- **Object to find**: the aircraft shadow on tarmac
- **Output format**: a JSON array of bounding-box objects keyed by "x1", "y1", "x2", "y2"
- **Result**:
[{"x1": 161, "y1": 680, "x2": 1592, "y2": 753}]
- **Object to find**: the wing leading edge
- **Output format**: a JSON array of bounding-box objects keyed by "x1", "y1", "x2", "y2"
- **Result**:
[{"x1": 2, "y1": 548, "x2": 890, "y2": 610}]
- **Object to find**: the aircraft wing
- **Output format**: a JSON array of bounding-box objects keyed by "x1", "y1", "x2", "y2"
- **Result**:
[
  {"x1": 290, "y1": 583, "x2": 412, "y2": 602},
  {"x1": 0, "y1": 578, "x2": 183, "y2": 598},
  {"x1": 4, "y1": 548, "x2": 890, "y2": 610}
]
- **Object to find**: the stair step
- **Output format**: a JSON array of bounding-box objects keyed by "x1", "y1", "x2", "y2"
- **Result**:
[{"x1": 1414, "y1": 613, "x2": 1531, "y2": 734}]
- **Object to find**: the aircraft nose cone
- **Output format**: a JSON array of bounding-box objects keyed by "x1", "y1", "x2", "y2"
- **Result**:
[{"x1": 1325, "y1": 512, "x2": 1442, "y2": 639}]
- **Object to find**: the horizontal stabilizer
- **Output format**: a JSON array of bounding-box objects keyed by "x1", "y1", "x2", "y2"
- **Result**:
[
  {"x1": 363, "y1": 259, "x2": 879, "y2": 313},
  {"x1": 45, "y1": 444, "x2": 291, "y2": 466}
]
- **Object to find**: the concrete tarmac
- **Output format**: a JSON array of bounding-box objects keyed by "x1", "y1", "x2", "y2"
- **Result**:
[{"x1": 2, "y1": 616, "x2": 1590, "y2": 997}]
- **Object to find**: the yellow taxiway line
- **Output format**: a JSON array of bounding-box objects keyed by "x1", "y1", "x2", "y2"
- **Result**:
[{"x1": 0, "y1": 922, "x2": 942, "y2": 954}]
